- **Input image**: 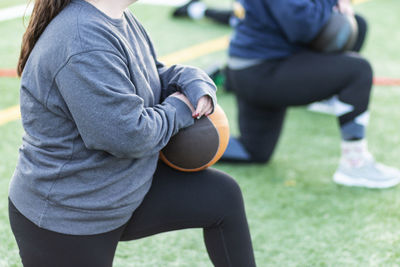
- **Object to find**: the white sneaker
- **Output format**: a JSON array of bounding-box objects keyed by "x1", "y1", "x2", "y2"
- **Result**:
[
  {"x1": 307, "y1": 95, "x2": 353, "y2": 116},
  {"x1": 333, "y1": 158, "x2": 400, "y2": 188}
]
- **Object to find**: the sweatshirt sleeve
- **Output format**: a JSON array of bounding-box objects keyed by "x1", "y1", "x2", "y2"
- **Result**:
[
  {"x1": 267, "y1": 0, "x2": 338, "y2": 43},
  {"x1": 55, "y1": 50, "x2": 194, "y2": 159},
  {"x1": 156, "y1": 62, "x2": 217, "y2": 111}
]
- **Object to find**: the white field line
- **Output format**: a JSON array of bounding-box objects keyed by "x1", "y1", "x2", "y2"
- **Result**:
[
  {"x1": 0, "y1": 4, "x2": 33, "y2": 22},
  {"x1": 0, "y1": 0, "x2": 186, "y2": 22}
]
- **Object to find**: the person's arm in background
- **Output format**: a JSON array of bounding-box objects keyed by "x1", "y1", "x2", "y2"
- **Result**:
[
  {"x1": 266, "y1": 0, "x2": 339, "y2": 43},
  {"x1": 56, "y1": 50, "x2": 195, "y2": 159}
]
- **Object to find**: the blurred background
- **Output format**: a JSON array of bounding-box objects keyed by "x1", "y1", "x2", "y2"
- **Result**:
[{"x1": 0, "y1": 0, "x2": 399, "y2": 266}]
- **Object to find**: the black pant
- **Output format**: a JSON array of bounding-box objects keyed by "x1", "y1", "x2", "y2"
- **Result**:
[
  {"x1": 205, "y1": 9, "x2": 232, "y2": 25},
  {"x1": 9, "y1": 162, "x2": 256, "y2": 267},
  {"x1": 226, "y1": 15, "x2": 372, "y2": 163}
]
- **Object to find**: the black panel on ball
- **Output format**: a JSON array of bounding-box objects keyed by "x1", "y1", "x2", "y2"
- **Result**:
[
  {"x1": 311, "y1": 12, "x2": 358, "y2": 53},
  {"x1": 162, "y1": 117, "x2": 219, "y2": 169}
]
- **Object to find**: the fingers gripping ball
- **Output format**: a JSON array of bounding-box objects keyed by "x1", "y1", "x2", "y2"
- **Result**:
[
  {"x1": 160, "y1": 104, "x2": 230, "y2": 172},
  {"x1": 311, "y1": 12, "x2": 358, "y2": 52}
]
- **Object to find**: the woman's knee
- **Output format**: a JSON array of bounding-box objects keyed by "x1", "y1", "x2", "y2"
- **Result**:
[
  {"x1": 337, "y1": 56, "x2": 373, "y2": 112},
  {"x1": 345, "y1": 55, "x2": 373, "y2": 88},
  {"x1": 355, "y1": 57, "x2": 373, "y2": 89},
  {"x1": 207, "y1": 170, "x2": 245, "y2": 209},
  {"x1": 358, "y1": 56, "x2": 373, "y2": 75}
]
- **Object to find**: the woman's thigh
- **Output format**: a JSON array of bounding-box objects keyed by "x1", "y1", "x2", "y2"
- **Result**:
[
  {"x1": 230, "y1": 51, "x2": 371, "y2": 108},
  {"x1": 9, "y1": 199, "x2": 123, "y2": 267},
  {"x1": 120, "y1": 161, "x2": 244, "y2": 240},
  {"x1": 119, "y1": 162, "x2": 255, "y2": 266}
]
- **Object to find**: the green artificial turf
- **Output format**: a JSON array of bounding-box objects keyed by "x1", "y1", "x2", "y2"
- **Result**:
[
  {"x1": 0, "y1": 0, "x2": 28, "y2": 9},
  {"x1": 0, "y1": 0, "x2": 400, "y2": 266}
]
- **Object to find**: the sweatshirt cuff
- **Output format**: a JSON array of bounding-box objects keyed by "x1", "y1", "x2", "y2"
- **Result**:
[
  {"x1": 182, "y1": 80, "x2": 217, "y2": 113},
  {"x1": 164, "y1": 96, "x2": 194, "y2": 134}
]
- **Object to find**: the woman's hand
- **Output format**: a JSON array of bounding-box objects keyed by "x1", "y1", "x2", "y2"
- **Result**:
[
  {"x1": 336, "y1": 0, "x2": 354, "y2": 15},
  {"x1": 170, "y1": 93, "x2": 213, "y2": 119},
  {"x1": 194, "y1": 95, "x2": 213, "y2": 119}
]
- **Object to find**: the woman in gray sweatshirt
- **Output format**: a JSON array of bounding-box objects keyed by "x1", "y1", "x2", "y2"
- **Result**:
[{"x1": 8, "y1": 0, "x2": 256, "y2": 266}]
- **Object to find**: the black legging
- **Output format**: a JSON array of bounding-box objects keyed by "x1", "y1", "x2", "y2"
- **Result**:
[
  {"x1": 204, "y1": 9, "x2": 232, "y2": 25},
  {"x1": 225, "y1": 15, "x2": 372, "y2": 163},
  {"x1": 9, "y1": 162, "x2": 256, "y2": 267}
]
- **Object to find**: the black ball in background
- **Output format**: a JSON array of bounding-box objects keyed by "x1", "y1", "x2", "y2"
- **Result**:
[{"x1": 311, "y1": 12, "x2": 358, "y2": 53}]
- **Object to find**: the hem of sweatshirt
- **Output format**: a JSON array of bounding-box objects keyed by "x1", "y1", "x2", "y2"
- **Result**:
[{"x1": 9, "y1": 178, "x2": 152, "y2": 235}]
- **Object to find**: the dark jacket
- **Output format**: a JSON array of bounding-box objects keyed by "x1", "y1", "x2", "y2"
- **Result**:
[{"x1": 229, "y1": 0, "x2": 338, "y2": 59}]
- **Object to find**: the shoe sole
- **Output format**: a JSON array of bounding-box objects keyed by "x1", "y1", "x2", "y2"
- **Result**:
[{"x1": 333, "y1": 172, "x2": 400, "y2": 189}]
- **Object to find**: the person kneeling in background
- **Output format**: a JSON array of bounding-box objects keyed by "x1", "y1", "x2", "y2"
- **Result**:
[{"x1": 219, "y1": 0, "x2": 400, "y2": 189}]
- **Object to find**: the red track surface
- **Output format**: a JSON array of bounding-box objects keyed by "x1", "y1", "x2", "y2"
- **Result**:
[
  {"x1": 373, "y1": 77, "x2": 400, "y2": 86},
  {"x1": 0, "y1": 69, "x2": 18, "y2": 78}
]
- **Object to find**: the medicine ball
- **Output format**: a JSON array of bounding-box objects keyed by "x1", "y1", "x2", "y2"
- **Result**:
[
  {"x1": 160, "y1": 104, "x2": 230, "y2": 172},
  {"x1": 311, "y1": 12, "x2": 358, "y2": 52}
]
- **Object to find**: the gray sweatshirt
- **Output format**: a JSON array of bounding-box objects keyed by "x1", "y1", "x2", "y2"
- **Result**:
[{"x1": 9, "y1": 0, "x2": 216, "y2": 235}]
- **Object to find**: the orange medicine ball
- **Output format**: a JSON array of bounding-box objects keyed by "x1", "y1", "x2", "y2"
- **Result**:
[{"x1": 160, "y1": 104, "x2": 230, "y2": 172}]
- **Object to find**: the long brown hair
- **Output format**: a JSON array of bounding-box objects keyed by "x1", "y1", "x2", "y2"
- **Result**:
[{"x1": 17, "y1": 0, "x2": 71, "y2": 76}]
